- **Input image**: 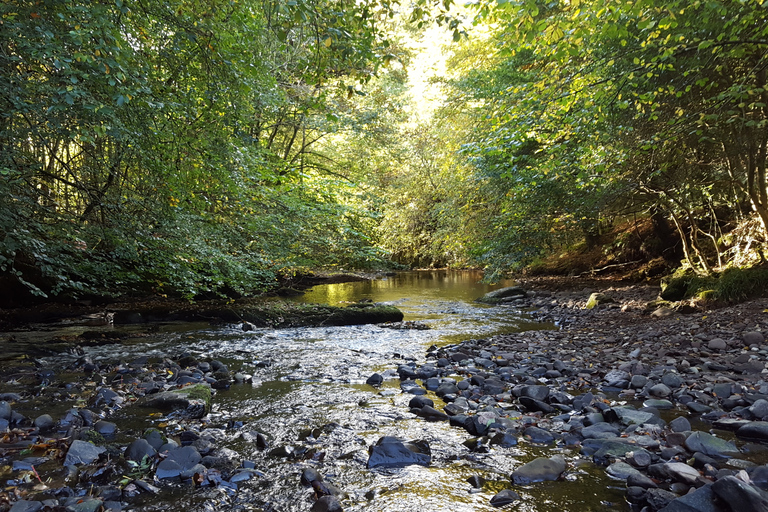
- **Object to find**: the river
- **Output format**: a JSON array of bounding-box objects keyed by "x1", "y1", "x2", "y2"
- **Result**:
[{"x1": 41, "y1": 270, "x2": 626, "y2": 511}]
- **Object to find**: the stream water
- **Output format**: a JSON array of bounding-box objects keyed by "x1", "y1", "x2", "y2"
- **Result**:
[{"x1": 40, "y1": 270, "x2": 628, "y2": 511}]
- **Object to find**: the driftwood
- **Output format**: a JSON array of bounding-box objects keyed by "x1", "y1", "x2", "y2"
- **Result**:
[{"x1": 580, "y1": 260, "x2": 641, "y2": 277}]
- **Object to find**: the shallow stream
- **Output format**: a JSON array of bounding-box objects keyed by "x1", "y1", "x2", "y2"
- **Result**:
[{"x1": 39, "y1": 270, "x2": 628, "y2": 511}]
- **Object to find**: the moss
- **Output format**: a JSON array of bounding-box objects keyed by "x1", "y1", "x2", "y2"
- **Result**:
[
  {"x1": 79, "y1": 429, "x2": 106, "y2": 445},
  {"x1": 177, "y1": 383, "x2": 212, "y2": 405},
  {"x1": 697, "y1": 289, "x2": 717, "y2": 301},
  {"x1": 662, "y1": 266, "x2": 768, "y2": 304}
]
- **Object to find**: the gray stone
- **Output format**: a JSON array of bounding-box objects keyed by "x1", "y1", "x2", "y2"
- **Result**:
[
  {"x1": 613, "y1": 407, "x2": 656, "y2": 426},
  {"x1": 64, "y1": 440, "x2": 106, "y2": 466},
  {"x1": 367, "y1": 437, "x2": 430, "y2": 469},
  {"x1": 490, "y1": 490, "x2": 520, "y2": 507},
  {"x1": 685, "y1": 431, "x2": 738, "y2": 458},
  {"x1": 581, "y1": 423, "x2": 621, "y2": 439},
  {"x1": 749, "y1": 399, "x2": 768, "y2": 420},
  {"x1": 606, "y1": 461, "x2": 644, "y2": 480},
  {"x1": 628, "y1": 472, "x2": 658, "y2": 489},
  {"x1": 519, "y1": 385, "x2": 550, "y2": 401},
  {"x1": 658, "y1": 484, "x2": 722, "y2": 512},
  {"x1": 0, "y1": 401, "x2": 11, "y2": 421},
  {"x1": 744, "y1": 332, "x2": 766, "y2": 346},
  {"x1": 478, "y1": 286, "x2": 527, "y2": 303},
  {"x1": 511, "y1": 455, "x2": 566, "y2": 484},
  {"x1": 138, "y1": 385, "x2": 211, "y2": 419},
  {"x1": 663, "y1": 462, "x2": 701, "y2": 485},
  {"x1": 604, "y1": 369, "x2": 631, "y2": 387},
  {"x1": 650, "y1": 384, "x2": 673, "y2": 398},
  {"x1": 631, "y1": 375, "x2": 648, "y2": 389},
  {"x1": 311, "y1": 496, "x2": 343, "y2": 512},
  {"x1": 34, "y1": 414, "x2": 55, "y2": 432},
  {"x1": 586, "y1": 292, "x2": 614, "y2": 309},
  {"x1": 524, "y1": 426, "x2": 555, "y2": 444},
  {"x1": 662, "y1": 373, "x2": 684, "y2": 389},
  {"x1": 669, "y1": 416, "x2": 692, "y2": 433},
  {"x1": 712, "y1": 475, "x2": 768, "y2": 511},
  {"x1": 713, "y1": 383, "x2": 733, "y2": 399},
  {"x1": 737, "y1": 421, "x2": 768, "y2": 442},
  {"x1": 9, "y1": 501, "x2": 43, "y2": 512},
  {"x1": 709, "y1": 338, "x2": 727, "y2": 351},
  {"x1": 125, "y1": 438, "x2": 157, "y2": 462}
]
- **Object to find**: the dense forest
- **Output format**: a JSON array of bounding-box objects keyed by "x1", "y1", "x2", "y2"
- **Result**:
[{"x1": 2, "y1": 0, "x2": 768, "y2": 303}]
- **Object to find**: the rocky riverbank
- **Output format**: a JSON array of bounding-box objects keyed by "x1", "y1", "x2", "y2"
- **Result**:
[{"x1": 394, "y1": 279, "x2": 768, "y2": 510}]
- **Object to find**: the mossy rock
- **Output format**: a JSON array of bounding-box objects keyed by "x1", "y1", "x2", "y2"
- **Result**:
[
  {"x1": 660, "y1": 276, "x2": 689, "y2": 301},
  {"x1": 586, "y1": 292, "x2": 614, "y2": 309},
  {"x1": 697, "y1": 289, "x2": 718, "y2": 301},
  {"x1": 138, "y1": 384, "x2": 212, "y2": 419}
]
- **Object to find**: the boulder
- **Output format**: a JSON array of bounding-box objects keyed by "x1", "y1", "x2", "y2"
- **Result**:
[
  {"x1": 712, "y1": 475, "x2": 768, "y2": 511},
  {"x1": 685, "y1": 431, "x2": 738, "y2": 458},
  {"x1": 490, "y1": 490, "x2": 520, "y2": 507},
  {"x1": 586, "y1": 293, "x2": 614, "y2": 309}
]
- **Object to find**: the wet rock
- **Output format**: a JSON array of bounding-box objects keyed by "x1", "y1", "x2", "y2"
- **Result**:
[
  {"x1": 511, "y1": 455, "x2": 566, "y2": 484},
  {"x1": 156, "y1": 446, "x2": 202, "y2": 479},
  {"x1": 646, "y1": 488, "x2": 679, "y2": 510},
  {"x1": 0, "y1": 401, "x2": 12, "y2": 421},
  {"x1": 490, "y1": 489, "x2": 520, "y2": 507},
  {"x1": 490, "y1": 432, "x2": 518, "y2": 448},
  {"x1": 662, "y1": 373, "x2": 683, "y2": 389},
  {"x1": 607, "y1": 461, "x2": 644, "y2": 480},
  {"x1": 658, "y1": 484, "x2": 722, "y2": 512},
  {"x1": 669, "y1": 417, "x2": 691, "y2": 433},
  {"x1": 94, "y1": 420, "x2": 116, "y2": 436},
  {"x1": 604, "y1": 369, "x2": 631, "y2": 388},
  {"x1": 519, "y1": 396, "x2": 555, "y2": 414},
  {"x1": 311, "y1": 496, "x2": 343, "y2": 512},
  {"x1": 138, "y1": 384, "x2": 211, "y2": 419},
  {"x1": 592, "y1": 440, "x2": 651, "y2": 465},
  {"x1": 628, "y1": 472, "x2": 658, "y2": 489},
  {"x1": 367, "y1": 437, "x2": 431, "y2": 469},
  {"x1": 400, "y1": 380, "x2": 426, "y2": 395},
  {"x1": 414, "y1": 405, "x2": 449, "y2": 422},
  {"x1": 517, "y1": 385, "x2": 549, "y2": 401},
  {"x1": 65, "y1": 440, "x2": 106, "y2": 466},
  {"x1": 523, "y1": 426, "x2": 555, "y2": 444},
  {"x1": 749, "y1": 400, "x2": 768, "y2": 421},
  {"x1": 408, "y1": 396, "x2": 434, "y2": 409},
  {"x1": 125, "y1": 439, "x2": 157, "y2": 462},
  {"x1": 685, "y1": 431, "x2": 738, "y2": 458},
  {"x1": 613, "y1": 407, "x2": 656, "y2": 426},
  {"x1": 477, "y1": 286, "x2": 527, "y2": 304},
  {"x1": 9, "y1": 501, "x2": 43, "y2": 512},
  {"x1": 631, "y1": 375, "x2": 649, "y2": 389},
  {"x1": 581, "y1": 423, "x2": 621, "y2": 439},
  {"x1": 63, "y1": 497, "x2": 103, "y2": 512},
  {"x1": 467, "y1": 475, "x2": 486, "y2": 488},
  {"x1": 650, "y1": 384, "x2": 672, "y2": 398},
  {"x1": 712, "y1": 475, "x2": 768, "y2": 511},
  {"x1": 34, "y1": 414, "x2": 55, "y2": 432},
  {"x1": 301, "y1": 468, "x2": 323, "y2": 486},
  {"x1": 663, "y1": 462, "x2": 702, "y2": 485}
]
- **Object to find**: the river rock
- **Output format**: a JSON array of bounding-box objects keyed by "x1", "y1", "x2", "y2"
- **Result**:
[
  {"x1": 367, "y1": 437, "x2": 430, "y2": 469},
  {"x1": 518, "y1": 385, "x2": 550, "y2": 401},
  {"x1": 34, "y1": 414, "x2": 55, "y2": 432},
  {"x1": 669, "y1": 416, "x2": 691, "y2": 433},
  {"x1": 743, "y1": 332, "x2": 765, "y2": 346},
  {"x1": 9, "y1": 501, "x2": 43, "y2": 512},
  {"x1": 0, "y1": 401, "x2": 11, "y2": 421},
  {"x1": 581, "y1": 423, "x2": 621, "y2": 439},
  {"x1": 613, "y1": 407, "x2": 656, "y2": 426},
  {"x1": 524, "y1": 426, "x2": 555, "y2": 444},
  {"x1": 490, "y1": 489, "x2": 520, "y2": 507},
  {"x1": 663, "y1": 462, "x2": 702, "y2": 485},
  {"x1": 607, "y1": 461, "x2": 644, "y2": 480},
  {"x1": 64, "y1": 440, "x2": 106, "y2": 466},
  {"x1": 519, "y1": 396, "x2": 554, "y2": 414},
  {"x1": 709, "y1": 338, "x2": 727, "y2": 351},
  {"x1": 658, "y1": 484, "x2": 722, "y2": 512},
  {"x1": 414, "y1": 405, "x2": 449, "y2": 422},
  {"x1": 511, "y1": 455, "x2": 566, "y2": 484},
  {"x1": 408, "y1": 396, "x2": 434, "y2": 409},
  {"x1": 685, "y1": 431, "x2": 738, "y2": 458},
  {"x1": 310, "y1": 496, "x2": 343, "y2": 512},
  {"x1": 125, "y1": 438, "x2": 157, "y2": 462},
  {"x1": 477, "y1": 286, "x2": 527, "y2": 304},
  {"x1": 712, "y1": 475, "x2": 768, "y2": 511},
  {"x1": 400, "y1": 380, "x2": 426, "y2": 395},
  {"x1": 63, "y1": 497, "x2": 103, "y2": 512},
  {"x1": 749, "y1": 400, "x2": 768, "y2": 421},
  {"x1": 586, "y1": 293, "x2": 614, "y2": 309},
  {"x1": 156, "y1": 446, "x2": 203, "y2": 479},
  {"x1": 138, "y1": 384, "x2": 211, "y2": 419},
  {"x1": 604, "y1": 369, "x2": 631, "y2": 388},
  {"x1": 365, "y1": 373, "x2": 383, "y2": 387},
  {"x1": 650, "y1": 384, "x2": 672, "y2": 398}
]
